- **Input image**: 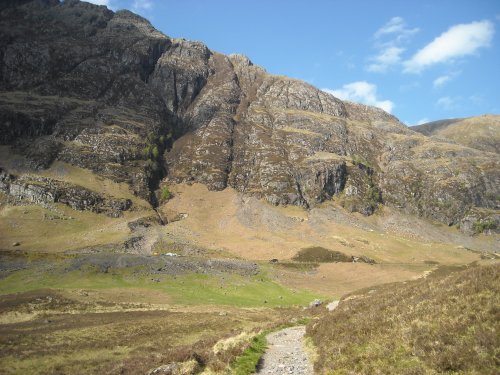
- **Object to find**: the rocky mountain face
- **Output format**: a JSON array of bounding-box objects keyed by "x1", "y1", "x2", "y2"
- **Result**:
[{"x1": 0, "y1": 0, "x2": 498, "y2": 233}]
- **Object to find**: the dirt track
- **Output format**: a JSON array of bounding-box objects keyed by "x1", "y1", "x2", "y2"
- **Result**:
[{"x1": 256, "y1": 325, "x2": 313, "y2": 374}]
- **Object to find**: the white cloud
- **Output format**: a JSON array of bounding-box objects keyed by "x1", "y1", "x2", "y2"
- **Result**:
[
  {"x1": 433, "y1": 71, "x2": 461, "y2": 88},
  {"x1": 323, "y1": 81, "x2": 394, "y2": 113},
  {"x1": 367, "y1": 46, "x2": 405, "y2": 72},
  {"x1": 436, "y1": 96, "x2": 458, "y2": 110},
  {"x1": 84, "y1": 0, "x2": 110, "y2": 5},
  {"x1": 399, "y1": 81, "x2": 421, "y2": 92},
  {"x1": 367, "y1": 17, "x2": 418, "y2": 73},
  {"x1": 133, "y1": 0, "x2": 154, "y2": 11},
  {"x1": 374, "y1": 17, "x2": 419, "y2": 40},
  {"x1": 404, "y1": 20, "x2": 494, "y2": 73},
  {"x1": 433, "y1": 75, "x2": 451, "y2": 88}
]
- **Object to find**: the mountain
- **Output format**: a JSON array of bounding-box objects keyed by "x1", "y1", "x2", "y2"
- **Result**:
[
  {"x1": 413, "y1": 115, "x2": 500, "y2": 154},
  {"x1": 1, "y1": 0, "x2": 498, "y2": 236}
]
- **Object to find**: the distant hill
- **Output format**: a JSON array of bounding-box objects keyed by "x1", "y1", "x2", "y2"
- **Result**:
[{"x1": 413, "y1": 115, "x2": 500, "y2": 154}]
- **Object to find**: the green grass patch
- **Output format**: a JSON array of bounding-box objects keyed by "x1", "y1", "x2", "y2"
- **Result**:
[
  {"x1": 158, "y1": 273, "x2": 319, "y2": 307},
  {"x1": 160, "y1": 185, "x2": 172, "y2": 201},
  {"x1": 473, "y1": 218, "x2": 497, "y2": 234},
  {"x1": 0, "y1": 266, "x2": 320, "y2": 308},
  {"x1": 0, "y1": 268, "x2": 131, "y2": 294},
  {"x1": 230, "y1": 332, "x2": 267, "y2": 375}
]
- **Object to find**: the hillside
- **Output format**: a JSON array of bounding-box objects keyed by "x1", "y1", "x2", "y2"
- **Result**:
[
  {"x1": 413, "y1": 115, "x2": 500, "y2": 154},
  {"x1": 308, "y1": 263, "x2": 500, "y2": 374}
]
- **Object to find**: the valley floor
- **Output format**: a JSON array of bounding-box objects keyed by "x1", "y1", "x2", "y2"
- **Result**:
[{"x1": 0, "y1": 181, "x2": 498, "y2": 374}]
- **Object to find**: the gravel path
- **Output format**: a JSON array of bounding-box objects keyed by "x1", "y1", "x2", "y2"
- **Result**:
[{"x1": 255, "y1": 326, "x2": 313, "y2": 375}]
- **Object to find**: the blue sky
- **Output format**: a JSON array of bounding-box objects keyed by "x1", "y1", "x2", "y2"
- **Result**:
[{"x1": 88, "y1": 0, "x2": 499, "y2": 125}]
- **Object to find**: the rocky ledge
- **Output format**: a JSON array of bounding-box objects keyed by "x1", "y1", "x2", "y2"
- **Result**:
[{"x1": 0, "y1": 168, "x2": 131, "y2": 217}]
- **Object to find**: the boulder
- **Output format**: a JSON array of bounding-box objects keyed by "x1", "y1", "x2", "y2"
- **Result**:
[{"x1": 309, "y1": 299, "x2": 323, "y2": 308}]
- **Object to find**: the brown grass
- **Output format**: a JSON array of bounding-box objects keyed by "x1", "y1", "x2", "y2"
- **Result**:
[
  {"x1": 308, "y1": 263, "x2": 500, "y2": 374},
  {"x1": 0, "y1": 289, "x2": 305, "y2": 375},
  {"x1": 276, "y1": 262, "x2": 430, "y2": 298},
  {"x1": 159, "y1": 183, "x2": 484, "y2": 261}
]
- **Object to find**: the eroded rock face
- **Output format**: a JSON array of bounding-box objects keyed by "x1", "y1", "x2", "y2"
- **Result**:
[
  {"x1": 0, "y1": 168, "x2": 131, "y2": 217},
  {"x1": 0, "y1": 0, "x2": 498, "y2": 231}
]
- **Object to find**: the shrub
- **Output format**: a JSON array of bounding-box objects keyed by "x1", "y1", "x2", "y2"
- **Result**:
[
  {"x1": 142, "y1": 145, "x2": 153, "y2": 158},
  {"x1": 473, "y1": 219, "x2": 497, "y2": 234},
  {"x1": 152, "y1": 145, "x2": 159, "y2": 159},
  {"x1": 293, "y1": 247, "x2": 351, "y2": 263},
  {"x1": 160, "y1": 186, "x2": 171, "y2": 201}
]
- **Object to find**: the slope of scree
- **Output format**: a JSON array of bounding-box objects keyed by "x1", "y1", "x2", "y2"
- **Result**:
[{"x1": 0, "y1": 0, "x2": 498, "y2": 232}]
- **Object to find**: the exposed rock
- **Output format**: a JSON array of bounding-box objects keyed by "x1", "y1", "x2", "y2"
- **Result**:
[
  {"x1": 14, "y1": 136, "x2": 62, "y2": 170},
  {"x1": 127, "y1": 215, "x2": 161, "y2": 231},
  {"x1": 459, "y1": 211, "x2": 499, "y2": 236},
  {"x1": 351, "y1": 255, "x2": 376, "y2": 264},
  {"x1": 0, "y1": 1, "x2": 172, "y2": 203},
  {"x1": 149, "y1": 359, "x2": 202, "y2": 374},
  {"x1": 66, "y1": 254, "x2": 259, "y2": 277},
  {"x1": 326, "y1": 300, "x2": 339, "y2": 311},
  {"x1": 123, "y1": 235, "x2": 145, "y2": 252},
  {"x1": 0, "y1": 168, "x2": 131, "y2": 217},
  {"x1": 309, "y1": 299, "x2": 323, "y2": 308}
]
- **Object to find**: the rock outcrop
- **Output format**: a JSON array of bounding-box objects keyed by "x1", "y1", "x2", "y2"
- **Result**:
[
  {"x1": 0, "y1": 168, "x2": 131, "y2": 217},
  {"x1": 0, "y1": 0, "x2": 498, "y2": 232}
]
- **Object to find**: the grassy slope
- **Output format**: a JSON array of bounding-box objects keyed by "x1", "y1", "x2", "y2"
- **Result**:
[
  {"x1": 0, "y1": 202, "x2": 135, "y2": 252},
  {"x1": 308, "y1": 263, "x2": 500, "y2": 374},
  {"x1": 412, "y1": 115, "x2": 500, "y2": 153}
]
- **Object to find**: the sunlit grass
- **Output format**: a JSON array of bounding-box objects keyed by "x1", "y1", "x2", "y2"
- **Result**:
[{"x1": 0, "y1": 264, "x2": 320, "y2": 308}]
